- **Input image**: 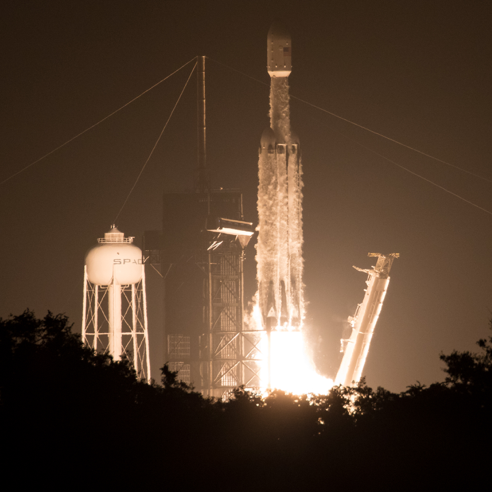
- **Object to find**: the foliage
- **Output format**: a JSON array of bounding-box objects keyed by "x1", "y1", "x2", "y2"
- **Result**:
[
  {"x1": 2, "y1": 309, "x2": 492, "y2": 488},
  {"x1": 440, "y1": 321, "x2": 492, "y2": 410}
]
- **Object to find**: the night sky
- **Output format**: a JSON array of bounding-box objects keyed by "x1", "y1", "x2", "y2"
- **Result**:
[{"x1": 2, "y1": 1, "x2": 492, "y2": 392}]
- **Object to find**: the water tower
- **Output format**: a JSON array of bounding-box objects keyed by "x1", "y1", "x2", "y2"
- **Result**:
[{"x1": 82, "y1": 225, "x2": 151, "y2": 381}]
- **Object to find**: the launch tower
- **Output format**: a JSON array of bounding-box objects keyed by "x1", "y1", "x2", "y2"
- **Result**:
[
  {"x1": 335, "y1": 253, "x2": 399, "y2": 387},
  {"x1": 145, "y1": 57, "x2": 258, "y2": 398}
]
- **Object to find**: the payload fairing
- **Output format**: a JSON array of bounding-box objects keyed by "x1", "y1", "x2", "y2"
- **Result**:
[{"x1": 256, "y1": 22, "x2": 303, "y2": 331}]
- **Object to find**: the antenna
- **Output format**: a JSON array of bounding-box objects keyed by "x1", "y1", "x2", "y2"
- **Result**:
[{"x1": 195, "y1": 55, "x2": 210, "y2": 194}]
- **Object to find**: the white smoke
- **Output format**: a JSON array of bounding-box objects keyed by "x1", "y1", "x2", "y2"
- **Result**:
[
  {"x1": 270, "y1": 78, "x2": 291, "y2": 144},
  {"x1": 252, "y1": 74, "x2": 332, "y2": 394},
  {"x1": 255, "y1": 76, "x2": 304, "y2": 329}
]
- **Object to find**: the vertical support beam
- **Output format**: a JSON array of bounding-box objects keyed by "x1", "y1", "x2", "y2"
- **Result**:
[
  {"x1": 239, "y1": 248, "x2": 245, "y2": 386},
  {"x1": 239, "y1": 195, "x2": 245, "y2": 387},
  {"x1": 132, "y1": 283, "x2": 138, "y2": 372},
  {"x1": 267, "y1": 330, "x2": 271, "y2": 390},
  {"x1": 108, "y1": 284, "x2": 114, "y2": 357},
  {"x1": 94, "y1": 284, "x2": 99, "y2": 351},
  {"x1": 82, "y1": 266, "x2": 88, "y2": 342},
  {"x1": 196, "y1": 55, "x2": 208, "y2": 193},
  {"x1": 142, "y1": 266, "x2": 151, "y2": 382},
  {"x1": 109, "y1": 283, "x2": 122, "y2": 360},
  {"x1": 208, "y1": 250, "x2": 213, "y2": 395}
]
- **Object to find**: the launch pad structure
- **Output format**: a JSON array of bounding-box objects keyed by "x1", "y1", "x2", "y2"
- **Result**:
[
  {"x1": 336, "y1": 253, "x2": 399, "y2": 387},
  {"x1": 74, "y1": 22, "x2": 401, "y2": 397},
  {"x1": 142, "y1": 29, "x2": 398, "y2": 396},
  {"x1": 144, "y1": 57, "x2": 261, "y2": 398},
  {"x1": 156, "y1": 191, "x2": 261, "y2": 397}
]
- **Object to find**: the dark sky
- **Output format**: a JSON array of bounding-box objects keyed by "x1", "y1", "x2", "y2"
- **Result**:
[{"x1": 2, "y1": 1, "x2": 492, "y2": 392}]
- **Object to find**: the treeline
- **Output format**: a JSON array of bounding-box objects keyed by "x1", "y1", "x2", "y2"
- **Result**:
[{"x1": 1, "y1": 310, "x2": 491, "y2": 489}]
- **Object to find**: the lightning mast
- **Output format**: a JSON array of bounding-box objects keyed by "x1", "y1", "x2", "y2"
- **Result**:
[
  {"x1": 158, "y1": 56, "x2": 256, "y2": 398},
  {"x1": 195, "y1": 55, "x2": 209, "y2": 195}
]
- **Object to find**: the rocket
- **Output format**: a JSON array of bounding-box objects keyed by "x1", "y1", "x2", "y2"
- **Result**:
[
  {"x1": 256, "y1": 22, "x2": 303, "y2": 332},
  {"x1": 267, "y1": 22, "x2": 292, "y2": 78}
]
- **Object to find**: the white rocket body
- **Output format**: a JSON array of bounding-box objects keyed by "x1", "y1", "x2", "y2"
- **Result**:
[
  {"x1": 267, "y1": 22, "x2": 292, "y2": 78},
  {"x1": 257, "y1": 23, "x2": 303, "y2": 331}
]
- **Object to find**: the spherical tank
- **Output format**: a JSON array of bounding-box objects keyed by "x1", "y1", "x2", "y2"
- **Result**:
[{"x1": 85, "y1": 227, "x2": 143, "y2": 285}]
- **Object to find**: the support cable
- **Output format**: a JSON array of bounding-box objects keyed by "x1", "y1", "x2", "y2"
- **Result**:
[
  {"x1": 352, "y1": 140, "x2": 492, "y2": 217},
  {"x1": 113, "y1": 60, "x2": 197, "y2": 223},
  {"x1": 150, "y1": 263, "x2": 164, "y2": 279},
  {"x1": 207, "y1": 56, "x2": 492, "y2": 217},
  {"x1": 1, "y1": 57, "x2": 197, "y2": 186},
  {"x1": 206, "y1": 56, "x2": 492, "y2": 184},
  {"x1": 289, "y1": 95, "x2": 492, "y2": 184},
  {"x1": 301, "y1": 106, "x2": 492, "y2": 217}
]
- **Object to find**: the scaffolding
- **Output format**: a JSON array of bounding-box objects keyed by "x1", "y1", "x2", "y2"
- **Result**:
[{"x1": 199, "y1": 237, "x2": 262, "y2": 397}]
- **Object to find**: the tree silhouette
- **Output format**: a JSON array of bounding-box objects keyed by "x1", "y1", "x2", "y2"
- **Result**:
[{"x1": 2, "y1": 309, "x2": 492, "y2": 489}]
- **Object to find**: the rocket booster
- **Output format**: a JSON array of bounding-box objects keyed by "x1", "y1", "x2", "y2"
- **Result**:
[{"x1": 257, "y1": 23, "x2": 303, "y2": 331}]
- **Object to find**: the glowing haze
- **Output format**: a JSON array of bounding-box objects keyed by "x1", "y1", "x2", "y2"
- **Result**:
[{"x1": 253, "y1": 23, "x2": 333, "y2": 395}]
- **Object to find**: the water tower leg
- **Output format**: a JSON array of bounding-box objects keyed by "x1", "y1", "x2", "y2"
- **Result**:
[
  {"x1": 142, "y1": 266, "x2": 151, "y2": 382},
  {"x1": 131, "y1": 283, "x2": 138, "y2": 373},
  {"x1": 94, "y1": 285, "x2": 98, "y2": 351},
  {"x1": 108, "y1": 282, "x2": 122, "y2": 360},
  {"x1": 82, "y1": 266, "x2": 88, "y2": 341}
]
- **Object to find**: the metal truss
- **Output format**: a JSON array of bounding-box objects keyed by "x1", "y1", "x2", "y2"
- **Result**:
[
  {"x1": 205, "y1": 243, "x2": 264, "y2": 397},
  {"x1": 82, "y1": 265, "x2": 151, "y2": 382},
  {"x1": 164, "y1": 235, "x2": 265, "y2": 398}
]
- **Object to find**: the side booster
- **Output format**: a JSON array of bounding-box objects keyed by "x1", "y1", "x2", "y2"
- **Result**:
[{"x1": 257, "y1": 22, "x2": 303, "y2": 332}]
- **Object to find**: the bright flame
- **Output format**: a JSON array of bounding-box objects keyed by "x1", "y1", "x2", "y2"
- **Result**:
[
  {"x1": 254, "y1": 314, "x2": 333, "y2": 395},
  {"x1": 269, "y1": 330, "x2": 333, "y2": 394},
  {"x1": 251, "y1": 60, "x2": 334, "y2": 396}
]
